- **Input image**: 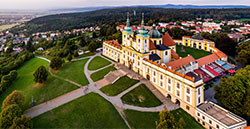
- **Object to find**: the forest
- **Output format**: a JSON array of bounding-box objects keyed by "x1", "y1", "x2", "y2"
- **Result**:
[{"x1": 11, "y1": 7, "x2": 250, "y2": 34}]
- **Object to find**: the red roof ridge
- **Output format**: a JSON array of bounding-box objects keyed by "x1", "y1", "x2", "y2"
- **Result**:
[{"x1": 143, "y1": 58, "x2": 194, "y2": 82}]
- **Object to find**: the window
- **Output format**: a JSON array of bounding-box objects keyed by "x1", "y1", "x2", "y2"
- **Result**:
[
  {"x1": 145, "y1": 39, "x2": 147, "y2": 43},
  {"x1": 198, "y1": 97, "x2": 201, "y2": 104},
  {"x1": 153, "y1": 78, "x2": 156, "y2": 83},
  {"x1": 153, "y1": 71, "x2": 156, "y2": 76},
  {"x1": 209, "y1": 126, "x2": 212, "y2": 129},
  {"x1": 160, "y1": 74, "x2": 163, "y2": 80},
  {"x1": 209, "y1": 120, "x2": 212, "y2": 124},
  {"x1": 177, "y1": 83, "x2": 180, "y2": 89},
  {"x1": 138, "y1": 39, "x2": 140, "y2": 43},
  {"x1": 202, "y1": 122, "x2": 205, "y2": 126},
  {"x1": 160, "y1": 82, "x2": 163, "y2": 87},
  {"x1": 168, "y1": 78, "x2": 171, "y2": 84},
  {"x1": 159, "y1": 40, "x2": 162, "y2": 44},
  {"x1": 165, "y1": 51, "x2": 168, "y2": 55},
  {"x1": 197, "y1": 118, "x2": 200, "y2": 122},
  {"x1": 186, "y1": 96, "x2": 190, "y2": 102},
  {"x1": 198, "y1": 88, "x2": 200, "y2": 95},
  {"x1": 147, "y1": 68, "x2": 149, "y2": 73},
  {"x1": 154, "y1": 40, "x2": 157, "y2": 44},
  {"x1": 186, "y1": 87, "x2": 190, "y2": 94},
  {"x1": 168, "y1": 85, "x2": 171, "y2": 91},
  {"x1": 216, "y1": 125, "x2": 219, "y2": 129},
  {"x1": 202, "y1": 116, "x2": 205, "y2": 120},
  {"x1": 177, "y1": 90, "x2": 180, "y2": 97},
  {"x1": 186, "y1": 105, "x2": 190, "y2": 110},
  {"x1": 197, "y1": 113, "x2": 200, "y2": 116}
]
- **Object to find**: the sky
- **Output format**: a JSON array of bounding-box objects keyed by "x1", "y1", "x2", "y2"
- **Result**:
[{"x1": 1, "y1": 0, "x2": 250, "y2": 10}]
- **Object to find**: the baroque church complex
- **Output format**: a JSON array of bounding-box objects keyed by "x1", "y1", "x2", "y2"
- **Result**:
[{"x1": 102, "y1": 14, "x2": 247, "y2": 129}]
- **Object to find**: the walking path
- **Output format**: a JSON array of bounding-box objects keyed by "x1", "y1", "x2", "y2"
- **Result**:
[{"x1": 25, "y1": 53, "x2": 179, "y2": 128}]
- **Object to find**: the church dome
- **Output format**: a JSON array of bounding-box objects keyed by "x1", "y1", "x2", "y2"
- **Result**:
[{"x1": 148, "y1": 24, "x2": 162, "y2": 38}]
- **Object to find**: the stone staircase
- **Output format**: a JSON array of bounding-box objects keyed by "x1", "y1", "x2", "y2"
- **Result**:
[{"x1": 104, "y1": 70, "x2": 126, "y2": 84}]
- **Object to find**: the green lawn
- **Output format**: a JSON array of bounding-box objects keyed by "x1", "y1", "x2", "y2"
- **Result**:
[
  {"x1": 238, "y1": 18, "x2": 250, "y2": 22},
  {"x1": 73, "y1": 52, "x2": 95, "y2": 59},
  {"x1": 88, "y1": 56, "x2": 111, "y2": 70},
  {"x1": 124, "y1": 109, "x2": 204, "y2": 129},
  {"x1": 100, "y1": 76, "x2": 139, "y2": 96},
  {"x1": 176, "y1": 45, "x2": 211, "y2": 59},
  {"x1": 0, "y1": 58, "x2": 78, "y2": 111},
  {"x1": 90, "y1": 66, "x2": 116, "y2": 82},
  {"x1": 121, "y1": 84, "x2": 162, "y2": 107},
  {"x1": 33, "y1": 93, "x2": 128, "y2": 129},
  {"x1": 55, "y1": 58, "x2": 89, "y2": 86}
]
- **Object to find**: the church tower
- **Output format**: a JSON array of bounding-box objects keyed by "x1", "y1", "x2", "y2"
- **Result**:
[
  {"x1": 122, "y1": 12, "x2": 134, "y2": 47},
  {"x1": 136, "y1": 13, "x2": 150, "y2": 53}
]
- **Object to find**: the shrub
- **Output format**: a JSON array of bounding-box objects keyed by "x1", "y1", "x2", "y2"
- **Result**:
[
  {"x1": 0, "y1": 104, "x2": 22, "y2": 129},
  {"x1": 2, "y1": 90, "x2": 25, "y2": 110}
]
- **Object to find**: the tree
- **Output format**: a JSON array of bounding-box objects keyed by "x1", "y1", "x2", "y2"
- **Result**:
[
  {"x1": 9, "y1": 115, "x2": 32, "y2": 129},
  {"x1": 236, "y1": 42, "x2": 250, "y2": 66},
  {"x1": 214, "y1": 65, "x2": 250, "y2": 122},
  {"x1": 88, "y1": 41, "x2": 97, "y2": 52},
  {"x1": 74, "y1": 51, "x2": 79, "y2": 57},
  {"x1": 0, "y1": 104, "x2": 22, "y2": 129},
  {"x1": 79, "y1": 38, "x2": 86, "y2": 47},
  {"x1": 2, "y1": 90, "x2": 25, "y2": 110},
  {"x1": 50, "y1": 57, "x2": 64, "y2": 70},
  {"x1": 33, "y1": 66, "x2": 48, "y2": 83},
  {"x1": 67, "y1": 53, "x2": 72, "y2": 61},
  {"x1": 156, "y1": 110, "x2": 183, "y2": 129},
  {"x1": 217, "y1": 36, "x2": 237, "y2": 56}
]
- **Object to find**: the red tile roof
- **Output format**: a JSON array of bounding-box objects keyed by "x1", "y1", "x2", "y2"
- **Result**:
[
  {"x1": 165, "y1": 56, "x2": 196, "y2": 70},
  {"x1": 210, "y1": 46, "x2": 227, "y2": 58},
  {"x1": 104, "y1": 40, "x2": 122, "y2": 50},
  {"x1": 149, "y1": 39, "x2": 156, "y2": 50},
  {"x1": 196, "y1": 53, "x2": 220, "y2": 67},
  {"x1": 171, "y1": 50, "x2": 180, "y2": 60},
  {"x1": 162, "y1": 33, "x2": 176, "y2": 47},
  {"x1": 143, "y1": 58, "x2": 194, "y2": 82}
]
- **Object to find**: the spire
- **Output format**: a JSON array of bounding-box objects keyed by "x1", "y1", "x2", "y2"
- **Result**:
[
  {"x1": 126, "y1": 12, "x2": 130, "y2": 27},
  {"x1": 141, "y1": 13, "x2": 145, "y2": 28}
]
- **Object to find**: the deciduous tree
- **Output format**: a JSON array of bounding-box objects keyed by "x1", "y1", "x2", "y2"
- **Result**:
[
  {"x1": 0, "y1": 104, "x2": 22, "y2": 129},
  {"x1": 2, "y1": 90, "x2": 25, "y2": 110},
  {"x1": 9, "y1": 115, "x2": 32, "y2": 129},
  {"x1": 50, "y1": 57, "x2": 64, "y2": 70}
]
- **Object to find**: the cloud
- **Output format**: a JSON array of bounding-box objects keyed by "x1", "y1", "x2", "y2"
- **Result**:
[{"x1": 0, "y1": 0, "x2": 249, "y2": 10}]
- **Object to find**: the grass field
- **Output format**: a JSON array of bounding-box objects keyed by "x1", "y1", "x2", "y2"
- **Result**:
[
  {"x1": 124, "y1": 109, "x2": 204, "y2": 129},
  {"x1": 74, "y1": 52, "x2": 94, "y2": 59},
  {"x1": 90, "y1": 66, "x2": 116, "y2": 82},
  {"x1": 121, "y1": 84, "x2": 162, "y2": 107},
  {"x1": 0, "y1": 58, "x2": 78, "y2": 111},
  {"x1": 0, "y1": 24, "x2": 18, "y2": 31},
  {"x1": 88, "y1": 56, "x2": 111, "y2": 70},
  {"x1": 100, "y1": 76, "x2": 139, "y2": 96},
  {"x1": 238, "y1": 18, "x2": 250, "y2": 22},
  {"x1": 33, "y1": 93, "x2": 128, "y2": 129},
  {"x1": 176, "y1": 45, "x2": 211, "y2": 59},
  {"x1": 55, "y1": 58, "x2": 89, "y2": 86}
]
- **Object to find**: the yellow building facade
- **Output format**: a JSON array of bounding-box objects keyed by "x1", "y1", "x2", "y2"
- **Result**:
[{"x1": 182, "y1": 35, "x2": 215, "y2": 52}]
